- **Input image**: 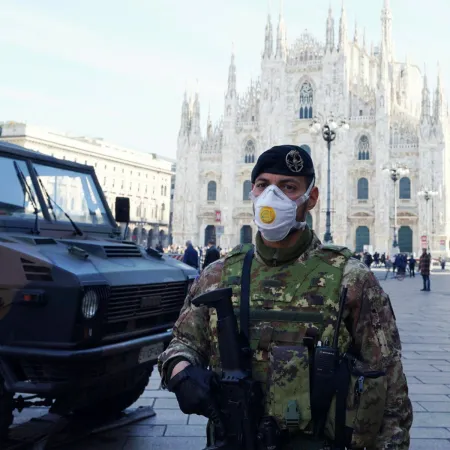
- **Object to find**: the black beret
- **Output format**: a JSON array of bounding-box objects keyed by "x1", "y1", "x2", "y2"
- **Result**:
[{"x1": 251, "y1": 145, "x2": 315, "y2": 183}]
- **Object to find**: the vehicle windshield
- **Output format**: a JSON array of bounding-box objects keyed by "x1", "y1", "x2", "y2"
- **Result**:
[
  {"x1": 32, "y1": 162, "x2": 110, "y2": 226},
  {"x1": 0, "y1": 155, "x2": 43, "y2": 219}
]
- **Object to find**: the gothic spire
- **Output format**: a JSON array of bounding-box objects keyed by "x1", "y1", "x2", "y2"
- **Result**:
[
  {"x1": 226, "y1": 44, "x2": 237, "y2": 99},
  {"x1": 381, "y1": 0, "x2": 393, "y2": 60},
  {"x1": 179, "y1": 88, "x2": 190, "y2": 136},
  {"x1": 190, "y1": 80, "x2": 201, "y2": 137},
  {"x1": 325, "y1": 5, "x2": 335, "y2": 53},
  {"x1": 275, "y1": 0, "x2": 287, "y2": 60},
  {"x1": 263, "y1": 2, "x2": 273, "y2": 59},
  {"x1": 421, "y1": 64, "x2": 431, "y2": 120},
  {"x1": 338, "y1": 0, "x2": 348, "y2": 52},
  {"x1": 433, "y1": 63, "x2": 443, "y2": 121},
  {"x1": 353, "y1": 20, "x2": 358, "y2": 44},
  {"x1": 206, "y1": 104, "x2": 212, "y2": 138}
]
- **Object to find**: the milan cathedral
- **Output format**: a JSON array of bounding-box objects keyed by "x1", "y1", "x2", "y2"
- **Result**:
[{"x1": 173, "y1": 0, "x2": 449, "y2": 256}]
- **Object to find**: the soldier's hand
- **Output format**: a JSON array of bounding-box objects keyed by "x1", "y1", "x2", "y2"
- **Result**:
[{"x1": 167, "y1": 365, "x2": 220, "y2": 418}]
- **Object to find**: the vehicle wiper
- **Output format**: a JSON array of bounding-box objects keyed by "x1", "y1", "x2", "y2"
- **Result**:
[
  {"x1": 13, "y1": 161, "x2": 40, "y2": 235},
  {"x1": 33, "y1": 168, "x2": 83, "y2": 237}
]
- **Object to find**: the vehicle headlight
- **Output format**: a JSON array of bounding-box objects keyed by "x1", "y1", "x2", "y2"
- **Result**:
[{"x1": 82, "y1": 290, "x2": 99, "y2": 319}]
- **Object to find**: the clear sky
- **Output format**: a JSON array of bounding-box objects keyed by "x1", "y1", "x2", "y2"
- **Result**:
[{"x1": 0, "y1": 0, "x2": 447, "y2": 160}]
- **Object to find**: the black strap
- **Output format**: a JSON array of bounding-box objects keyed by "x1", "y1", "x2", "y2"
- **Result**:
[
  {"x1": 334, "y1": 356, "x2": 353, "y2": 449},
  {"x1": 240, "y1": 247, "x2": 254, "y2": 346}
]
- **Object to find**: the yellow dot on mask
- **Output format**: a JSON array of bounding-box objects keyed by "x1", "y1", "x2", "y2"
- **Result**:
[{"x1": 260, "y1": 206, "x2": 276, "y2": 224}]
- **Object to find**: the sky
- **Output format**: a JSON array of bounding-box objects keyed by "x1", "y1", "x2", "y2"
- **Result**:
[{"x1": 0, "y1": 0, "x2": 448, "y2": 160}]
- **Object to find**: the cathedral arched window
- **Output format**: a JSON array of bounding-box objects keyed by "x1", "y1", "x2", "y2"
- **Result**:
[
  {"x1": 244, "y1": 140, "x2": 255, "y2": 163},
  {"x1": 299, "y1": 81, "x2": 314, "y2": 119},
  {"x1": 243, "y1": 180, "x2": 252, "y2": 201},
  {"x1": 207, "y1": 181, "x2": 217, "y2": 201},
  {"x1": 357, "y1": 178, "x2": 369, "y2": 200},
  {"x1": 357, "y1": 135, "x2": 370, "y2": 160},
  {"x1": 399, "y1": 177, "x2": 411, "y2": 199}
]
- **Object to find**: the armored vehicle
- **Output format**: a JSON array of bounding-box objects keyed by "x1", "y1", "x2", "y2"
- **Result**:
[{"x1": 0, "y1": 141, "x2": 197, "y2": 438}]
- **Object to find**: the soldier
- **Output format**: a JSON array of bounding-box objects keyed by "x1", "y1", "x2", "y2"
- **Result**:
[{"x1": 158, "y1": 145, "x2": 413, "y2": 449}]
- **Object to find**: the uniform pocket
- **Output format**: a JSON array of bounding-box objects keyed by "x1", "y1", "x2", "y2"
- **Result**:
[
  {"x1": 324, "y1": 367, "x2": 386, "y2": 447},
  {"x1": 266, "y1": 345, "x2": 312, "y2": 431},
  {"x1": 348, "y1": 370, "x2": 387, "y2": 448}
]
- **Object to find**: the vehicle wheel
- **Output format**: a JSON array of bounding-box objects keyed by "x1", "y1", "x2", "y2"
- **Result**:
[
  {"x1": 0, "y1": 378, "x2": 14, "y2": 440},
  {"x1": 74, "y1": 365, "x2": 153, "y2": 419}
]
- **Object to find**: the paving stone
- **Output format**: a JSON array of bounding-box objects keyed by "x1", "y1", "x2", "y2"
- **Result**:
[
  {"x1": 407, "y1": 376, "x2": 424, "y2": 384},
  {"x1": 409, "y1": 394, "x2": 450, "y2": 402},
  {"x1": 107, "y1": 425, "x2": 166, "y2": 438},
  {"x1": 404, "y1": 365, "x2": 442, "y2": 372},
  {"x1": 139, "y1": 409, "x2": 189, "y2": 425},
  {"x1": 154, "y1": 398, "x2": 181, "y2": 409},
  {"x1": 410, "y1": 439, "x2": 450, "y2": 450},
  {"x1": 148, "y1": 379, "x2": 162, "y2": 389},
  {"x1": 412, "y1": 402, "x2": 427, "y2": 412},
  {"x1": 131, "y1": 397, "x2": 155, "y2": 408},
  {"x1": 433, "y1": 365, "x2": 450, "y2": 372},
  {"x1": 123, "y1": 436, "x2": 207, "y2": 449},
  {"x1": 419, "y1": 403, "x2": 450, "y2": 412},
  {"x1": 164, "y1": 425, "x2": 207, "y2": 437},
  {"x1": 413, "y1": 412, "x2": 450, "y2": 427},
  {"x1": 188, "y1": 414, "x2": 209, "y2": 425},
  {"x1": 411, "y1": 427, "x2": 450, "y2": 438},
  {"x1": 408, "y1": 385, "x2": 450, "y2": 395},
  {"x1": 403, "y1": 353, "x2": 450, "y2": 361},
  {"x1": 142, "y1": 389, "x2": 177, "y2": 399},
  {"x1": 64, "y1": 435, "x2": 128, "y2": 450},
  {"x1": 416, "y1": 375, "x2": 450, "y2": 384},
  {"x1": 403, "y1": 344, "x2": 449, "y2": 352}
]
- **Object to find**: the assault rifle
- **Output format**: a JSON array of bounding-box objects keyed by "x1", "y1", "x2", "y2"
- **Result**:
[{"x1": 192, "y1": 287, "x2": 266, "y2": 450}]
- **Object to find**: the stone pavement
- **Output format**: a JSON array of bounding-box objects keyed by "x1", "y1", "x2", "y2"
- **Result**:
[{"x1": 11, "y1": 268, "x2": 450, "y2": 449}]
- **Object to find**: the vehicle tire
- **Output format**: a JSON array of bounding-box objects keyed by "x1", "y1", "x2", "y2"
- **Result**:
[
  {"x1": 74, "y1": 365, "x2": 153, "y2": 419},
  {"x1": 0, "y1": 379, "x2": 14, "y2": 440}
]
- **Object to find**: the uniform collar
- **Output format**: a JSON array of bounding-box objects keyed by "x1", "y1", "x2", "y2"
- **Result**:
[{"x1": 255, "y1": 226, "x2": 313, "y2": 266}]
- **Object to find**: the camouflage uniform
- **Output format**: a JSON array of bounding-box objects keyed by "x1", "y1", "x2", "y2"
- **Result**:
[{"x1": 158, "y1": 228, "x2": 413, "y2": 449}]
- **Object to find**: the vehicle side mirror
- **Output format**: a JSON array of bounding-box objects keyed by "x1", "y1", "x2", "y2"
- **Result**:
[{"x1": 115, "y1": 197, "x2": 130, "y2": 223}]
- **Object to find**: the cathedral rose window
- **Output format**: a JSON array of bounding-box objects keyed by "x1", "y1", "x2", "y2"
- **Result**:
[{"x1": 244, "y1": 140, "x2": 256, "y2": 163}]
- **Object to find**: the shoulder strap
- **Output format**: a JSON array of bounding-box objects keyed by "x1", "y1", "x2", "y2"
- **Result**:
[{"x1": 240, "y1": 247, "x2": 254, "y2": 346}]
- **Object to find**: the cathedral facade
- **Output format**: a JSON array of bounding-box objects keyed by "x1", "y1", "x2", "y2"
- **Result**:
[{"x1": 173, "y1": 1, "x2": 450, "y2": 257}]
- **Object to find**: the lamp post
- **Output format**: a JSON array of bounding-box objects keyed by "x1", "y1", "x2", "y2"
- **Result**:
[
  {"x1": 418, "y1": 188, "x2": 438, "y2": 252},
  {"x1": 382, "y1": 164, "x2": 409, "y2": 249},
  {"x1": 309, "y1": 114, "x2": 349, "y2": 244}
]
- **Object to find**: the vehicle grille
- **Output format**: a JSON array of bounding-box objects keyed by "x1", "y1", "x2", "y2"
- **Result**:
[
  {"x1": 105, "y1": 281, "x2": 186, "y2": 336},
  {"x1": 103, "y1": 245, "x2": 142, "y2": 258},
  {"x1": 21, "y1": 258, "x2": 53, "y2": 282}
]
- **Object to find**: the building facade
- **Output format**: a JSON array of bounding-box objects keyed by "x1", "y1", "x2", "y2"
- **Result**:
[
  {"x1": 173, "y1": 1, "x2": 450, "y2": 256},
  {"x1": 0, "y1": 121, "x2": 174, "y2": 247}
]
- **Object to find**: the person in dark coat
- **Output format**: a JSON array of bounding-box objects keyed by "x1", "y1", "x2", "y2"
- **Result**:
[
  {"x1": 182, "y1": 240, "x2": 199, "y2": 270},
  {"x1": 419, "y1": 249, "x2": 431, "y2": 291},
  {"x1": 202, "y1": 240, "x2": 221, "y2": 270}
]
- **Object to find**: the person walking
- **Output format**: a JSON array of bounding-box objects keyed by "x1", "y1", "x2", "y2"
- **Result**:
[
  {"x1": 419, "y1": 248, "x2": 431, "y2": 291},
  {"x1": 182, "y1": 240, "x2": 199, "y2": 271},
  {"x1": 158, "y1": 145, "x2": 412, "y2": 450},
  {"x1": 202, "y1": 240, "x2": 221, "y2": 270}
]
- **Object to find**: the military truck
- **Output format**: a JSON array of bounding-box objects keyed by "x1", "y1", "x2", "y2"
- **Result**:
[{"x1": 0, "y1": 141, "x2": 197, "y2": 438}]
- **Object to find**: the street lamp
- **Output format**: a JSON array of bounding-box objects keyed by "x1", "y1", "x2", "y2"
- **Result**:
[
  {"x1": 309, "y1": 113, "x2": 349, "y2": 244},
  {"x1": 382, "y1": 164, "x2": 409, "y2": 249},
  {"x1": 418, "y1": 188, "x2": 438, "y2": 251}
]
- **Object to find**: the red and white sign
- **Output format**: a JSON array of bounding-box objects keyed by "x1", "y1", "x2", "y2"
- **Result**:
[
  {"x1": 215, "y1": 210, "x2": 221, "y2": 222},
  {"x1": 420, "y1": 235, "x2": 428, "y2": 247}
]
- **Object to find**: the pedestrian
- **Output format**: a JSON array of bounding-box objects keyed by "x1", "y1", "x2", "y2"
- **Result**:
[
  {"x1": 182, "y1": 240, "x2": 199, "y2": 271},
  {"x1": 419, "y1": 248, "x2": 431, "y2": 291},
  {"x1": 202, "y1": 240, "x2": 221, "y2": 270},
  {"x1": 157, "y1": 145, "x2": 412, "y2": 449},
  {"x1": 408, "y1": 254, "x2": 416, "y2": 277}
]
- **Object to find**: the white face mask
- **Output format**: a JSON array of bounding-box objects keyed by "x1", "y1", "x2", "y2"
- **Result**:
[{"x1": 250, "y1": 181, "x2": 314, "y2": 242}]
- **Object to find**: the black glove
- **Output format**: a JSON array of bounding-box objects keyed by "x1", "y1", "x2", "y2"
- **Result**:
[{"x1": 167, "y1": 365, "x2": 220, "y2": 417}]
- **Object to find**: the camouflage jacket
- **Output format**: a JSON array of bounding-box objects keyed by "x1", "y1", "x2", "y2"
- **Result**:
[{"x1": 158, "y1": 231, "x2": 413, "y2": 449}]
